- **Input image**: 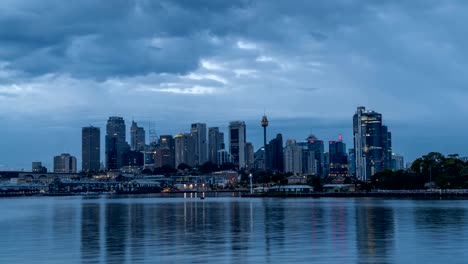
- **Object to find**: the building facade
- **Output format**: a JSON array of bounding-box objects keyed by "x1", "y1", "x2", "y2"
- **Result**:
[
  {"x1": 266, "y1": 133, "x2": 284, "y2": 172},
  {"x1": 284, "y1": 139, "x2": 302, "y2": 175},
  {"x1": 105, "y1": 116, "x2": 127, "y2": 170},
  {"x1": 328, "y1": 136, "x2": 349, "y2": 177},
  {"x1": 130, "y1": 121, "x2": 146, "y2": 152},
  {"x1": 229, "y1": 121, "x2": 246, "y2": 169},
  {"x1": 353, "y1": 106, "x2": 392, "y2": 180},
  {"x1": 82, "y1": 126, "x2": 100, "y2": 172},
  {"x1": 54, "y1": 153, "x2": 77, "y2": 173},
  {"x1": 208, "y1": 127, "x2": 224, "y2": 164},
  {"x1": 190, "y1": 123, "x2": 208, "y2": 165}
]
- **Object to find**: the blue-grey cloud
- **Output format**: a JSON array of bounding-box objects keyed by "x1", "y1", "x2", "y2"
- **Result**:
[{"x1": 1, "y1": 0, "x2": 468, "y2": 169}]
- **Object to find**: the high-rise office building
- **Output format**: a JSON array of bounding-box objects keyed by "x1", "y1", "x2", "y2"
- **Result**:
[
  {"x1": 303, "y1": 135, "x2": 325, "y2": 176},
  {"x1": 105, "y1": 116, "x2": 127, "y2": 170},
  {"x1": 130, "y1": 121, "x2": 146, "y2": 152},
  {"x1": 283, "y1": 139, "x2": 302, "y2": 175},
  {"x1": 32, "y1": 162, "x2": 47, "y2": 173},
  {"x1": 328, "y1": 135, "x2": 349, "y2": 177},
  {"x1": 190, "y1": 123, "x2": 208, "y2": 165},
  {"x1": 82, "y1": 126, "x2": 100, "y2": 172},
  {"x1": 175, "y1": 133, "x2": 192, "y2": 167},
  {"x1": 391, "y1": 153, "x2": 405, "y2": 171},
  {"x1": 245, "y1": 142, "x2": 255, "y2": 169},
  {"x1": 157, "y1": 135, "x2": 175, "y2": 168},
  {"x1": 266, "y1": 133, "x2": 284, "y2": 172},
  {"x1": 348, "y1": 149, "x2": 356, "y2": 176},
  {"x1": 54, "y1": 153, "x2": 77, "y2": 173},
  {"x1": 229, "y1": 121, "x2": 246, "y2": 169},
  {"x1": 208, "y1": 127, "x2": 224, "y2": 164},
  {"x1": 353, "y1": 106, "x2": 392, "y2": 180}
]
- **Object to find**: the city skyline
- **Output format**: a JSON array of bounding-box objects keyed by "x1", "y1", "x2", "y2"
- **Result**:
[{"x1": 2, "y1": 1, "x2": 468, "y2": 169}]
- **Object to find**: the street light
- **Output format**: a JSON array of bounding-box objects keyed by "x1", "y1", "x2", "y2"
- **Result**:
[{"x1": 249, "y1": 173, "x2": 253, "y2": 194}]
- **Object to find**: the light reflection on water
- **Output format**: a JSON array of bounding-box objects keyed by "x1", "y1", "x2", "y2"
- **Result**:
[{"x1": 0, "y1": 196, "x2": 468, "y2": 263}]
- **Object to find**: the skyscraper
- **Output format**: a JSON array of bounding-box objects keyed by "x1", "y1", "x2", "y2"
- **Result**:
[
  {"x1": 54, "y1": 153, "x2": 77, "y2": 173},
  {"x1": 130, "y1": 121, "x2": 146, "y2": 151},
  {"x1": 353, "y1": 106, "x2": 392, "y2": 180},
  {"x1": 175, "y1": 133, "x2": 191, "y2": 167},
  {"x1": 266, "y1": 133, "x2": 284, "y2": 172},
  {"x1": 283, "y1": 139, "x2": 302, "y2": 175},
  {"x1": 303, "y1": 134, "x2": 325, "y2": 177},
  {"x1": 328, "y1": 135, "x2": 349, "y2": 177},
  {"x1": 105, "y1": 116, "x2": 126, "y2": 170},
  {"x1": 245, "y1": 142, "x2": 255, "y2": 169},
  {"x1": 82, "y1": 126, "x2": 100, "y2": 172},
  {"x1": 229, "y1": 121, "x2": 246, "y2": 169},
  {"x1": 208, "y1": 127, "x2": 224, "y2": 164},
  {"x1": 190, "y1": 123, "x2": 208, "y2": 165},
  {"x1": 157, "y1": 135, "x2": 175, "y2": 168}
]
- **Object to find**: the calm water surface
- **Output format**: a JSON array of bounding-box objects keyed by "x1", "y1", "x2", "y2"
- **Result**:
[{"x1": 0, "y1": 195, "x2": 467, "y2": 264}]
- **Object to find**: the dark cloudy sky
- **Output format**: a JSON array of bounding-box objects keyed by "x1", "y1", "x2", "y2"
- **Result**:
[{"x1": 1, "y1": 0, "x2": 468, "y2": 170}]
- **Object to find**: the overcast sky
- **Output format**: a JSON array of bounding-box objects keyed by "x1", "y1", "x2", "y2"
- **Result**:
[{"x1": 1, "y1": 0, "x2": 468, "y2": 170}]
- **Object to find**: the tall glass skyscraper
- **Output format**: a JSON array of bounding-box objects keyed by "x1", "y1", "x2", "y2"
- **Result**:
[
  {"x1": 353, "y1": 107, "x2": 392, "y2": 180},
  {"x1": 229, "y1": 121, "x2": 246, "y2": 169},
  {"x1": 105, "y1": 116, "x2": 127, "y2": 170},
  {"x1": 82, "y1": 126, "x2": 100, "y2": 172}
]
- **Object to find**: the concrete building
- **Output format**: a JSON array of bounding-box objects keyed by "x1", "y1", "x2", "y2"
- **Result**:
[
  {"x1": 284, "y1": 139, "x2": 302, "y2": 175},
  {"x1": 54, "y1": 153, "x2": 77, "y2": 173},
  {"x1": 130, "y1": 121, "x2": 146, "y2": 151},
  {"x1": 82, "y1": 126, "x2": 100, "y2": 172},
  {"x1": 32, "y1": 162, "x2": 47, "y2": 173},
  {"x1": 217, "y1": 149, "x2": 231, "y2": 165},
  {"x1": 229, "y1": 121, "x2": 246, "y2": 169},
  {"x1": 191, "y1": 123, "x2": 208, "y2": 165},
  {"x1": 158, "y1": 135, "x2": 175, "y2": 168},
  {"x1": 208, "y1": 127, "x2": 224, "y2": 164},
  {"x1": 175, "y1": 133, "x2": 192, "y2": 167}
]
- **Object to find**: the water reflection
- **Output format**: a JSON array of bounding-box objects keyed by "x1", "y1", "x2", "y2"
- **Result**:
[
  {"x1": 355, "y1": 200, "x2": 395, "y2": 264},
  {"x1": 0, "y1": 197, "x2": 462, "y2": 264},
  {"x1": 81, "y1": 203, "x2": 100, "y2": 263},
  {"x1": 105, "y1": 203, "x2": 129, "y2": 263}
]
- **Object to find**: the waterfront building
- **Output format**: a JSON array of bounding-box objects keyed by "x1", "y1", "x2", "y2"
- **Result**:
[
  {"x1": 353, "y1": 106, "x2": 392, "y2": 180},
  {"x1": 208, "y1": 127, "x2": 224, "y2": 164},
  {"x1": 122, "y1": 151, "x2": 144, "y2": 167},
  {"x1": 32, "y1": 161, "x2": 47, "y2": 173},
  {"x1": 82, "y1": 126, "x2": 100, "y2": 172},
  {"x1": 229, "y1": 121, "x2": 246, "y2": 169},
  {"x1": 266, "y1": 133, "x2": 284, "y2": 172},
  {"x1": 283, "y1": 139, "x2": 302, "y2": 175},
  {"x1": 105, "y1": 116, "x2": 127, "y2": 170},
  {"x1": 191, "y1": 123, "x2": 208, "y2": 165},
  {"x1": 130, "y1": 121, "x2": 146, "y2": 151},
  {"x1": 54, "y1": 153, "x2": 77, "y2": 173}
]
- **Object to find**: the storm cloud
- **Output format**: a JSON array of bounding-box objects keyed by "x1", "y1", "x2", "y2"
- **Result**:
[{"x1": 1, "y1": 0, "x2": 468, "y2": 169}]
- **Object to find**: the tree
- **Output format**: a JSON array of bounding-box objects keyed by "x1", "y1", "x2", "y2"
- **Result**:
[
  {"x1": 220, "y1": 162, "x2": 236, "y2": 171},
  {"x1": 177, "y1": 163, "x2": 191, "y2": 171},
  {"x1": 199, "y1": 161, "x2": 219, "y2": 174}
]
